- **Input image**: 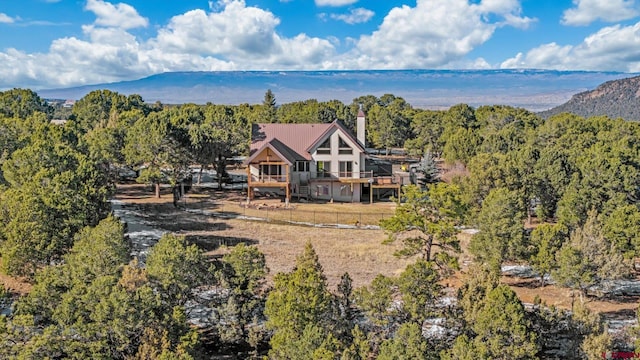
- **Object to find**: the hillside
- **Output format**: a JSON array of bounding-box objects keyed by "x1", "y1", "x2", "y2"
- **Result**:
[
  {"x1": 37, "y1": 69, "x2": 633, "y2": 112},
  {"x1": 539, "y1": 75, "x2": 640, "y2": 120}
]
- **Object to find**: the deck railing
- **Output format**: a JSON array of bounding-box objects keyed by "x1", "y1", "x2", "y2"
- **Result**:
[
  {"x1": 250, "y1": 174, "x2": 288, "y2": 183},
  {"x1": 249, "y1": 170, "x2": 399, "y2": 183},
  {"x1": 313, "y1": 170, "x2": 374, "y2": 179}
]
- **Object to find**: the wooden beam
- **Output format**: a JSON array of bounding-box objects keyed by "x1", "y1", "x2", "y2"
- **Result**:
[
  {"x1": 285, "y1": 164, "x2": 291, "y2": 203},
  {"x1": 370, "y1": 185, "x2": 373, "y2": 204},
  {"x1": 251, "y1": 161, "x2": 287, "y2": 165}
]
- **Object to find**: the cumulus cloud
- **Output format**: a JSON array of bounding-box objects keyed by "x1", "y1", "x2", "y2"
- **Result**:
[
  {"x1": 0, "y1": 13, "x2": 15, "y2": 24},
  {"x1": 340, "y1": 0, "x2": 535, "y2": 69},
  {"x1": 316, "y1": 0, "x2": 358, "y2": 6},
  {"x1": 501, "y1": 22, "x2": 640, "y2": 72},
  {"x1": 562, "y1": 0, "x2": 639, "y2": 26},
  {"x1": 85, "y1": 0, "x2": 148, "y2": 29},
  {"x1": 152, "y1": 0, "x2": 335, "y2": 67},
  {"x1": 329, "y1": 8, "x2": 374, "y2": 24},
  {"x1": 0, "y1": 0, "x2": 337, "y2": 89}
]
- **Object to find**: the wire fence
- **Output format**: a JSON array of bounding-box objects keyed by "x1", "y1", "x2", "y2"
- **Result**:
[{"x1": 195, "y1": 202, "x2": 393, "y2": 229}]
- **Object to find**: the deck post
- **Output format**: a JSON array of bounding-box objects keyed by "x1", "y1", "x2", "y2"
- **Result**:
[
  {"x1": 370, "y1": 184, "x2": 373, "y2": 204},
  {"x1": 246, "y1": 165, "x2": 252, "y2": 202}
]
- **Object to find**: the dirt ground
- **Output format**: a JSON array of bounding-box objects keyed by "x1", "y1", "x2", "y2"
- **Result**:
[
  {"x1": 114, "y1": 184, "x2": 640, "y2": 318},
  {"x1": 2, "y1": 182, "x2": 638, "y2": 321},
  {"x1": 115, "y1": 183, "x2": 412, "y2": 289}
]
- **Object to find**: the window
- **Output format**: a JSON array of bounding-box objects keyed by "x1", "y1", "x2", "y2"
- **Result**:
[
  {"x1": 294, "y1": 161, "x2": 309, "y2": 172},
  {"x1": 338, "y1": 137, "x2": 352, "y2": 155},
  {"x1": 317, "y1": 137, "x2": 331, "y2": 154},
  {"x1": 339, "y1": 161, "x2": 352, "y2": 177},
  {"x1": 340, "y1": 184, "x2": 352, "y2": 196},
  {"x1": 316, "y1": 185, "x2": 329, "y2": 196},
  {"x1": 316, "y1": 161, "x2": 331, "y2": 178},
  {"x1": 259, "y1": 164, "x2": 283, "y2": 181}
]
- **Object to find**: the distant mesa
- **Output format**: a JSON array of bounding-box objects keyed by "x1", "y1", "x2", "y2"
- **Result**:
[
  {"x1": 539, "y1": 75, "x2": 640, "y2": 121},
  {"x1": 37, "y1": 69, "x2": 637, "y2": 113}
]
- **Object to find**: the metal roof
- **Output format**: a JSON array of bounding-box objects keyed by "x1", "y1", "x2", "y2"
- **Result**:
[{"x1": 245, "y1": 120, "x2": 365, "y2": 165}]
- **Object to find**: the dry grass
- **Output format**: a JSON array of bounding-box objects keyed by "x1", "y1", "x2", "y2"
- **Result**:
[
  {"x1": 3, "y1": 181, "x2": 637, "y2": 321},
  {"x1": 115, "y1": 183, "x2": 411, "y2": 289},
  {"x1": 115, "y1": 183, "x2": 640, "y2": 317}
]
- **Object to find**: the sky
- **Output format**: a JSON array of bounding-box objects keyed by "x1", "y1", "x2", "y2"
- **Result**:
[{"x1": 2, "y1": 0, "x2": 640, "y2": 90}]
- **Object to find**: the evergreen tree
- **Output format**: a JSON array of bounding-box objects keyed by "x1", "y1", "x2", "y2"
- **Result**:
[
  {"x1": 265, "y1": 242, "x2": 335, "y2": 358},
  {"x1": 469, "y1": 187, "x2": 526, "y2": 269},
  {"x1": 262, "y1": 89, "x2": 277, "y2": 123},
  {"x1": 216, "y1": 243, "x2": 269, "y2": 349},
  {"x1": 528, "y1": 224, "x2": 568, "y2": 287},
  {"x1": 380, "y1": 184, "x2": 464, "y2": 274},
  {"x1": 553, "y1": 209, "x2": 630, "y2": 295},
  {"x1": 377, "y1": 322, "x2": 433, "y2": 360},
  {"x1": 447, "y1": 284, "x2": 538, "y2": 359},
  {"x1": 146, "y1": 233, "x2": 211, "y2": 307}
]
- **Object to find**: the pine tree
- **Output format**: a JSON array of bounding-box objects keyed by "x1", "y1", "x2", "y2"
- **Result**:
[
  {"x1": 380, "y1": 184, "x2": 464, "y2": 274},
  {"x1": 262, "y1": 89, "x2": 277, "y2": 123}
]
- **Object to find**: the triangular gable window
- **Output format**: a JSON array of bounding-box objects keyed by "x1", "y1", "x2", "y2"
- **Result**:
[
  {"x1": 338, "y1": 136, "x2": 352, "y2": 154},
  {"x1": 317, "y1": 137, "x2": 331, "y2": 154}
]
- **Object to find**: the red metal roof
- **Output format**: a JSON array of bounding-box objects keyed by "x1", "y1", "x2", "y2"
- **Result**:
[
  {"x1": 248, "y1": 122, "x2": 333, "y2": 161},
  {"x1": 246, "y1": 120, "x2": 365, "y2": 164}
]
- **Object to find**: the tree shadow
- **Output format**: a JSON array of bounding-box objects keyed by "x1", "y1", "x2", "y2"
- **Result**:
[
  {"x1": 599, "y1": 307, "x2": 637, "y2": 321},
  {"x1": 503, "y1": 276, "x2": 543, "y2": 289},
  {"x1": 157, "y1": 216, "x2": 232, "y2": 232},
  {"x1": 185, "y1": 234, "x2": 258, "y2": 252},
  {"x1": 115, "y1": 184, "x2": 159, "y2": 199},
  {"x1": 593, "y1": 294, "x2": 640, "y2": 304}
]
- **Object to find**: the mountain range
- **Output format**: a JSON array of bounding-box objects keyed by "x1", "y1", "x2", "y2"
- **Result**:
[{"x1": 37, "y1": 70, "x2": 637, "y2": 113}]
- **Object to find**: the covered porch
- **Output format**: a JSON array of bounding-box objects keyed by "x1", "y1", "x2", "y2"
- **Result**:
[{"x1": 244, "y1": 142, "x2": 293, "y2": 203}]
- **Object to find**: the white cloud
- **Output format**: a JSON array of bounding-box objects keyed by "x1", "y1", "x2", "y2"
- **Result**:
[
  {"x1": 85, "y1": 0, "x2": 148, "y2": 29},
  {"x1": 0, "y1": 0, "x2": 337, "y2": 89},
  {"x1": 152, "y1": 1, "x2": 335, "y2": 67},
  {"x1": 501, "y1": 22, "x2": 640, "y2": 72},
  {"x1": 0, "y1": 13, "x2": 15, "y2": 24},
  {"x1": 562, "y1": 0, "x2": 639, "y2": 26},
  {"x1": 339, "y1": 0, "x2": 535, "y2": 69},
  {"x1": 329, "y1": 8, "x2": 374, "y2": 24},
  {"x1": 315, "y1": 0, "x2": 358, "y2": 7},
  {"x1": 1, "y1": 0, "x2": 541, "y2": 89}
]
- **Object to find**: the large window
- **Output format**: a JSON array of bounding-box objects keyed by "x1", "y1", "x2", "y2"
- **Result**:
[
  {"x1": 317, "y1": 137, "x2": 331, "y2": 154},
  {"x1": 294, "y1": 161, "x2": 309, "y2": 172},
  {"x1": 339, "y1": 161, "x2": 352, "y2": 177},
  {"x1": 338, "y1": 137, "x2": 353, "y2": 155},
  {"x1": 259, "y1": 164, "x2": 283, "y2": 181},
  {"x1": 316, "y1": 161, "x2": 331, "y2": 178}
]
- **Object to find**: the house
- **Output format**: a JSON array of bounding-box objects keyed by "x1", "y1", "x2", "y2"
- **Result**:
[{"x1": 244, "y1": 110, "x2": 401, "y2": 203}]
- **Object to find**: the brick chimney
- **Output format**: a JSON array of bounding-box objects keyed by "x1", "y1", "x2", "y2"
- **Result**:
[{"x1": 357, "y1": 106, "x2": 366, "y2": 147}]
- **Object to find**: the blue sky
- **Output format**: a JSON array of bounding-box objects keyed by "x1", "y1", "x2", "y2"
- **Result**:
[{"x1": 2, "y1": 0, "x2": 640, "y2": 90}]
